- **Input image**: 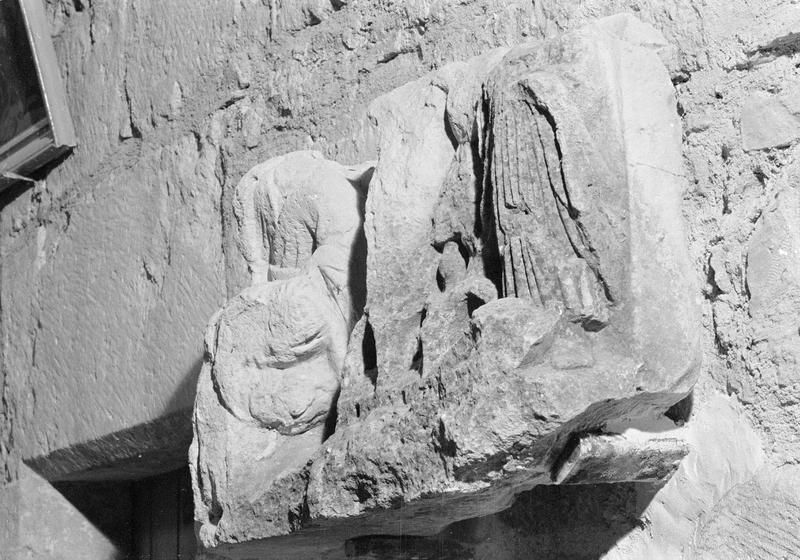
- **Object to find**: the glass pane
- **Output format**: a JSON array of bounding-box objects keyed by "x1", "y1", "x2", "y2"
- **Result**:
[{"x1": 0, "y1": 0, "x2": 48, "y2": 149}]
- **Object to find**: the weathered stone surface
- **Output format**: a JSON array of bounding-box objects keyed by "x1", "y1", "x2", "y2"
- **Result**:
[
  {"x1": 471, "y1": 298, "x2": 560, "y2": 371},
  {"x1": 693, "y1": 466, "x2": 800, "y2": 559},
  {"x1": 0, "y1": 0, "x2": 710, "y2": 491},
  {"x1": 747, "y1": 183, "x2": 800, "y2": 389},
  {"x1": 7, "y1": 0, "x2": 800, "y2": 558},
  {"x1": 192, "y1": 151, "x2": 373, "y2": 547},
  {"x1": 597, "y1": 395, "x2": 767, "y2": 560},
  {"x1": 741, "y1": 90, "x2": 800, "y2": 151},
  {"x1": 0, "y1": 465, "x2": 123, "y2": 559},
  {"x1": 192, "y1": 15, "x2": 701, "y2": 557},
  {"x1": 1, "y1": 132, "x2": 226, "y2": 478},
  {"x1": 553, "y1": 434, "x2": 689, "y2": 485}
]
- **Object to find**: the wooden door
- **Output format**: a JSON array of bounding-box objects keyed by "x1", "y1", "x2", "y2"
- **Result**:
[{"x1": 131, "y1": 469, "x2": 196, "y2": 559}]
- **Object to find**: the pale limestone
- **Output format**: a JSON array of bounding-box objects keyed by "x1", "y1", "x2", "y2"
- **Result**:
[
  {"x1": 192, "y1": 151, "x2": 372, "y2": 546},
  {"x1": 191, "y1": 15, "x2": 702, "y2": 557},
  {"x1": 741, "y1": 90, "x2": 800, "y2": 151},
  {"x1": 5, "y1": 0, "x2": 800, "y2": 559}
]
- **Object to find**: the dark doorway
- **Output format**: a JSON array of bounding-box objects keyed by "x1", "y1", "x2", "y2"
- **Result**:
[{"x1": 54, "y1": 467, "x2": 196, "y2": 560}]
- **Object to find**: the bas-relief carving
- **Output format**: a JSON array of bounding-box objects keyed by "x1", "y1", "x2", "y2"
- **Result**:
[
  {"x1": 191, "y1": 151, "x2": 372, "y2": 545},
  {"x1": 467, "y1": 25, "x2": 699, "y2": 399},
  {"x1": 215, "y1": 151, "x2": 370, "y2": 435},
  {"x1": 191, "y1": 14, "x2": 701, "y2": 554}
]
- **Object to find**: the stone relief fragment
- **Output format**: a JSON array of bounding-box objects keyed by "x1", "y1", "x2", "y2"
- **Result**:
[
  {"x1": 190, "y1": 151, "x2": 372, "y2": 546},
  {"x1": 217, "y1": 150, "x2": 371, "y2": 435},
  {"x1": 191, "y1": 14, "x2": 701, "y2": 558}
]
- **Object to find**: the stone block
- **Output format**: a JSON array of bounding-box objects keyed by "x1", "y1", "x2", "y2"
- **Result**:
[
  {"x1": 741, "y1": 90, "x2": 800, "y2": 151},
  {"x1": 553, "y1": 434, "x2": 689, "y2": 485},
  {"x1": 693, "y1": 466, "x2": 800, "y2": 559},
  {"x1": 747, "y1": 182, "x2": 800, "y2": 388},
  {"x1": 0, "y1": 465, "x2": 123, "y2": 559},
  {"x1": 191, "y1": 15, "x2": 701, "y2": 557},
  {"x1": 2, "y1": 132, "x2": 226, "y2": 479}
]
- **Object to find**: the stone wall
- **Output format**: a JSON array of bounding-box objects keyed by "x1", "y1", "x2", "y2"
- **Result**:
[{"x1": 1, "y1": 0, "x2": 799, "y2": 558}]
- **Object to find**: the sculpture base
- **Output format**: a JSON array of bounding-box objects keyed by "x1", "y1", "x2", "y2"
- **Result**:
[{"x1": 201, "y1": 431, "x2": 687, "y2": 560}]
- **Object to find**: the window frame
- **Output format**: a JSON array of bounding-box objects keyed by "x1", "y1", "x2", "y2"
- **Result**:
[{"x1": 0, "y1": 0, "x2": 76, "y2": 190}]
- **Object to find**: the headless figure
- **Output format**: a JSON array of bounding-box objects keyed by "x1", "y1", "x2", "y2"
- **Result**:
[{"x1": 209, "y1": 151, "x2": 371, "y2": 435}]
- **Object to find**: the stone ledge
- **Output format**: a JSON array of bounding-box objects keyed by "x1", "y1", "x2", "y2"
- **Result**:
[{"x1": 25, "y1": 409, "x2": 192, "y2": 482}]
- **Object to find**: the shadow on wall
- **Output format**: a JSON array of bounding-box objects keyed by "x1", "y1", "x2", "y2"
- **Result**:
[
  {"x1": 162, "y1": 355, "x2": 205, "y2": 419},
  {"x1": 13, "y1": 355, "x2": 206, "y2": 558},
  {"x1": 346, "y1": 481, "x2": 660, "y2": 560},
  {"x1": 24, "y1": 355, "x2": 203, "y2": 482},
  {"x1": 14, "y1": 358, "x2": 205, "y2": 558}
]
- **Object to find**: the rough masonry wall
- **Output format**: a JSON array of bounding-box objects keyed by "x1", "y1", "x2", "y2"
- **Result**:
[
  {"x1": 1, "y1": 0, "x2": 799, "y2": 558},
  {"x1": 0, "y1": 0, "x2": 554, "y2": 481}
]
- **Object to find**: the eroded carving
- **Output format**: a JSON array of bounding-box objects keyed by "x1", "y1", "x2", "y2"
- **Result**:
[
  {"x1": 191, "y1": 151, "x2": 372, "y2": 545},
  {"x1": 213, "y1": 151, "x2": 369, "y2": 434},
  {"x1": 486, "y1": 79, "x2": 613, "y2": 327},
  {"x1": 191, "y1": 15, "x2": 702, "y2": 557}
]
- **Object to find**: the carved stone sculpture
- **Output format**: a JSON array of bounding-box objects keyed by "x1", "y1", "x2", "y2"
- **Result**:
[
  {"x1": 191, "y1": 15, "x2": 701, "y2": 558},
  {"x1": 191, "y1": 151, "x2": 372, "y2": 546}
]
